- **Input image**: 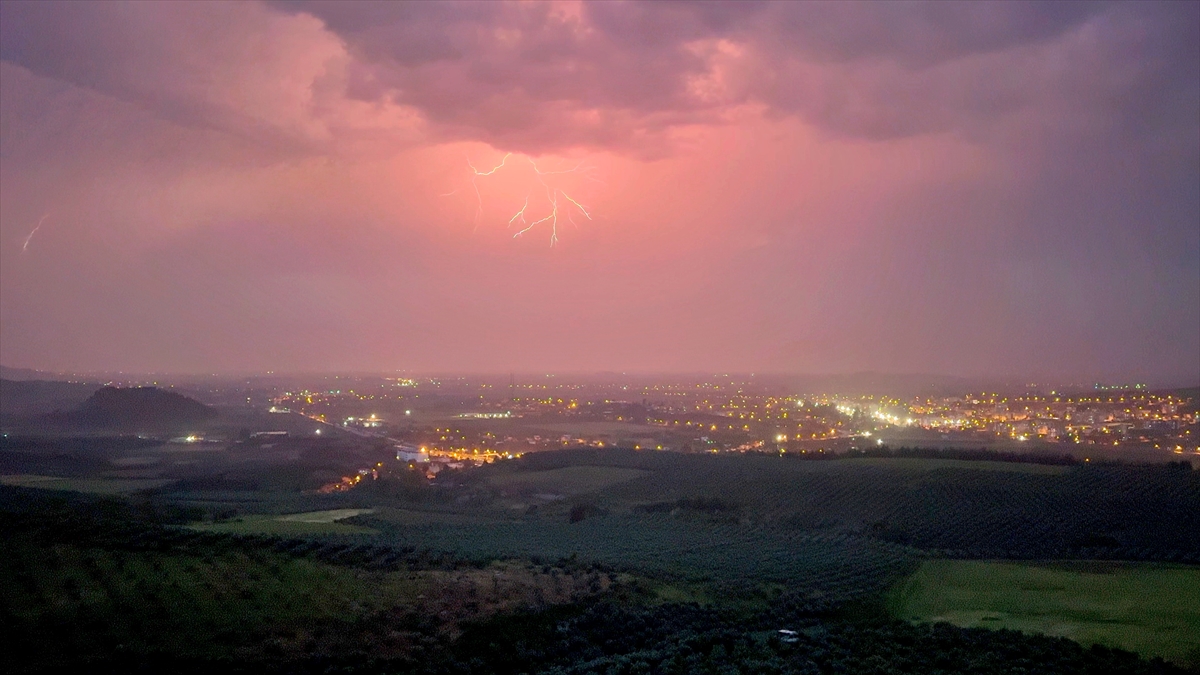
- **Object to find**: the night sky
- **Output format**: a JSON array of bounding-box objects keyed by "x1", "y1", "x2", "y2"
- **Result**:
[{"x1": 1, "y1": 1, "x2": 1196, "y2": 382}]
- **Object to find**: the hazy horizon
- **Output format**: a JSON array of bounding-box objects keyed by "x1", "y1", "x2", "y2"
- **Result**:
[{"x1": 2, "y1": 363, "x2": 1193, "y2": 392}]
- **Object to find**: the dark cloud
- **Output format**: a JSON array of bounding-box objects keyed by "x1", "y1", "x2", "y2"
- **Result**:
[
  {"x1": 263, "y1": 0, "x2": 1193, "y2": 152},
  {"x1": 0, "y1": 1, "x2": 419, "y2": 154},
  {"x1": 754, "y1": 1, "x2": 1103, "y2": 66},
  {"x1": 3, "y1": 1, "x2": 1193, "y2": 153}
]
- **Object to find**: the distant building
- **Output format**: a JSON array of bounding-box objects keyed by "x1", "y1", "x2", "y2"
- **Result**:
[
  {"x1": 345, "y1": 415, "x2": 384, "y2": 429},
  {"x1": 251, "y1": 431, "x2": 288, "y2": 438},
  {"x1": 396, "y1": 444, "x2": 429, "y2": 463}
]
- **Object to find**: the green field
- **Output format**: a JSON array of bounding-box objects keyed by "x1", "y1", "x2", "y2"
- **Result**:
[
  {"x1": 191, "y1": 510, "x2": 378, "y2": 535},
  {"x1": 0, "y1": 474, "x2": 176, "y2": 494},
  {"x1": 887, "y1": 559, "x2": 1200, "y2": 666},
  {"x1": 487, "y1": 465, "x2": 649, "y2": 495},
  {"x1": 277, "y1": 508, "x2": 375, "y2": 523}
]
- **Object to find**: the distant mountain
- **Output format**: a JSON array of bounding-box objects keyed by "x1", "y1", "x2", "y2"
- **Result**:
[
  {"x1": 0, "y1": 365, "x2": 52, "y2": 381},
  {"x1": 0, "y1": 379, "x2": 99, "y2": 416},
  {"x1": 74, "y1": 386, "x2": 217, "y2": 430}
]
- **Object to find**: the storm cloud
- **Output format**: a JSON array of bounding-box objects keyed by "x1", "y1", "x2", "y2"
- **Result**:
[{"x1": 1, "y1": 1, "x2": 1196, "y2": 382}]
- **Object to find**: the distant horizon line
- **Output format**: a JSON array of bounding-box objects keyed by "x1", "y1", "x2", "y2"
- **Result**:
[{"x1": 2, "y1": 363, "x2": 1195, "y2": 391}]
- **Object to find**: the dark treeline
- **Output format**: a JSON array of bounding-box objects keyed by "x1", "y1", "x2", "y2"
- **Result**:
[
  {"x1": 792, "y1": 445, "x2": 1081, "y2": 465},
  {"x1": 833, "y1": 446, "x2": 1195, "y2": 471},
  {"x1": 505, "y1": 444, "x2": 1193, "y2": 472}
]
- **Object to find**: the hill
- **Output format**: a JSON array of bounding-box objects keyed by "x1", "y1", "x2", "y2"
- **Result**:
[
  {"x1": 0, "y1": 365, "x2": 52, "y2": 381},
  {"x1": 73, "y1": 386, "x2": 217, "y2": 430}
]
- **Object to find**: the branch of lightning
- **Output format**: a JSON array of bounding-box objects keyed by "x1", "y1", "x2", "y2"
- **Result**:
[
  {"x1": 444, "y1": 153, "x2": 596, "y2": 246},
  {"x1": 22, "y1": 213, "x2": 50, "y2": 254}
]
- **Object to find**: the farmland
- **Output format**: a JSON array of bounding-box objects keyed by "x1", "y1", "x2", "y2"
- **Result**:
[
  {"x1": 887, "y1": 560, "x2": 1200, "y2": 666},
  {"x1": 495, "y1": 449, "x2": 1200, "y2": 560},
  {"x1": 364, "y1": 514, "x2": 919, "y2": 606},
  {"x1": 190, "y1": 509, "x2": 379, "y2": 535},
  {"x1": 486, "y1": 465, "x2": 649, "y2": 495},
  {"x1": 2, "y1": 441, "x2": 1197, "y2": 673},
  {"x1": 0, "y1": 474, "x2": 176, "y2": 494},
  {"x1": 0, "y1": 527, "x2": 621, "y2": 672}
]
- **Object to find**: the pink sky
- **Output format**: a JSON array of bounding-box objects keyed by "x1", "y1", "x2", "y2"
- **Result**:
[{"x1": 1, "y1": 1, "x2": 1197, "y2": 382}]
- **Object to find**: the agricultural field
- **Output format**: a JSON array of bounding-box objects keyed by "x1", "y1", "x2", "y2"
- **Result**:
[
  {"x1": 486, "y1": 465, "x2": 649, "y2": 496},
  {"x1": 506, "y1": 449, "x2": 1200, "y2": 560},
  {"x1": 887, "y1": 560, "x2": 1200, "y2": 667},
  {"x1": 3, "y1": 444, "x2": 1197, "y2": 674},
  {"x1": 277, "y1": 508, "x2": 374, "y2": 522},
  {"x1": 0, "y1": 474, "x2": 176, "y2": 494},
  {"x1": 363, "y1": 514, "x2": 919, "y2": 605},
  {"x1": 190, "y1": 509, "x2": 378, "y2": 535},
  {"x1": 0, "y1": 529, "x2": 620, "y2": 672}
]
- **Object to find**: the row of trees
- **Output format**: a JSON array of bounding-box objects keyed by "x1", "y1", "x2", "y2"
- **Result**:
[
  {"x1": 513, "y1": 452, "x2": 1200, "y2": 560},
  {"x1": 363, "y1": 514, "x2": 920, "y2": 605}
]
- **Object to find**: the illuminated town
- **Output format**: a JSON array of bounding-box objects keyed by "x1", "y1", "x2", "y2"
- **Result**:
[{"x1": 260, "y1": 376, "x2": 1197, "y2": 487}]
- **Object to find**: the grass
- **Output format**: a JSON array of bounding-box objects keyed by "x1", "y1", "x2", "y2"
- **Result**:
[
  {"x1": 0, "y1": 474, "x2": 176, "y2": 494},
  {"x1": 886, "y1": 559, "x2": 1200, "y2": 665},
  {"x1": 190, "y1": 511, "x2": 378, "y2": 535},
  {"x1": 487, "y1": 465, "x2": 649, "y2": 496},
  {"x1": 276, "y1": 508, "x2": 375, "y2": 523}
]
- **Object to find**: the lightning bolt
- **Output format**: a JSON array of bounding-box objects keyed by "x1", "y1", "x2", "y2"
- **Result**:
[
  {"x1": 559, "y1": 191, "x2": 592, "y2": 220},
  {"x1": 469, "y1": 153, "x2": 513, "y2": 178},
  {"x1": 448, "y1": 153, "x2": 595, "y2": 246},
  {"x1": 467, "y1": 153, "x2": 513, "y2": 230},
  {"x1": 530, "y1": 160, "x2": 585, "y2": 175},
  {"x1": 515, "y1": 186, "x2": 558, "y2": 245},
  {"x1": 508, "y1": 194, "x2": 530, "y2": 228},
  {"x1": 524, "y1": 158, "x2": 592, "y2": 246},
  {"x1": 22, "y1": 213, "x2": 49, "y2": 254}
]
